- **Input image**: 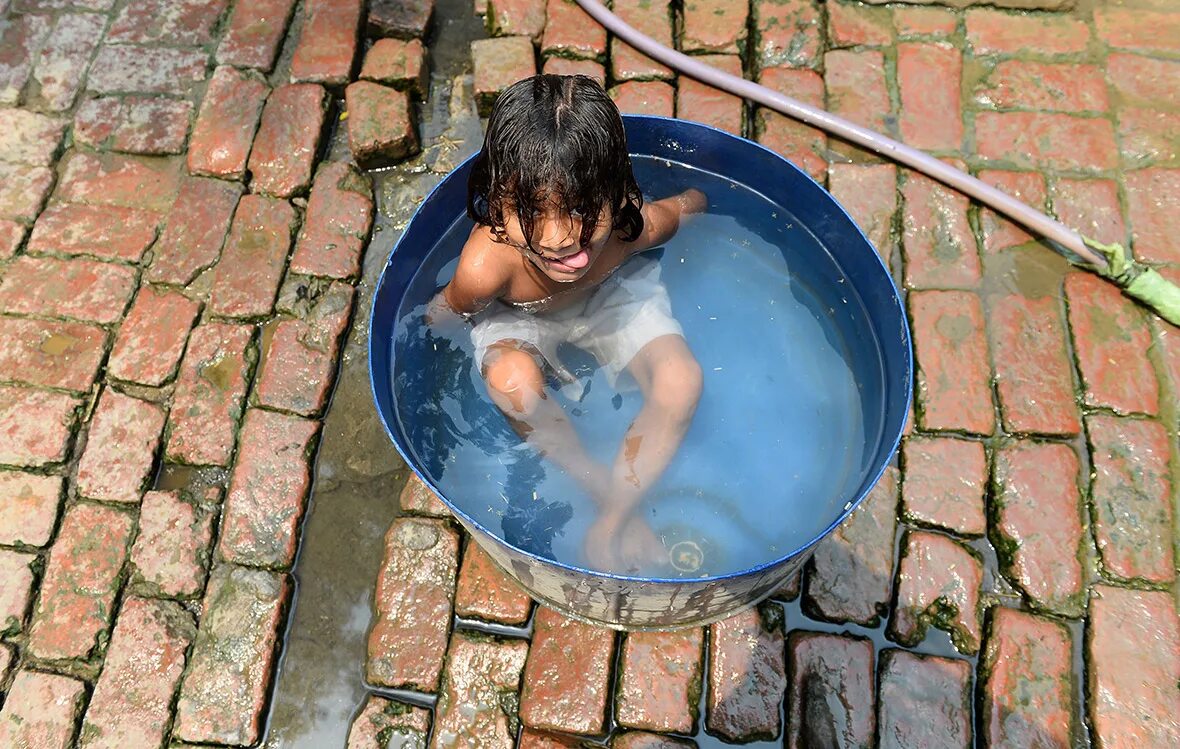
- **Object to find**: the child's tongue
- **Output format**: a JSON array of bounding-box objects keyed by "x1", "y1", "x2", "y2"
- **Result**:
[{"x1": 550, "y1": 248, "x2": 589, "y2": 271}]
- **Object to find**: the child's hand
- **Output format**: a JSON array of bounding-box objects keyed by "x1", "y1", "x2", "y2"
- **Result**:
[
  {"x1": 424, "y1": 291, "x2": 467, "y2": 333},
  {"x1": 674, "y1": 188, "x2": 707, "y2": 216}
]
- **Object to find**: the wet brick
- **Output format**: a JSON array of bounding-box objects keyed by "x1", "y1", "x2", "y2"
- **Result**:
[
  {"x1": 975, "y1": 60, "x2": 1108, "y2": 113},
  {"x1": 454, "y1": 537, "x2": 533, "y2": 625},
  {"x1": 520, "y1": 606, "x2": 614, "y2": 734},
  {"x1": 519, "y1": 729, "x2": 590, "y2": 749},
  {"x1": 755, "y1": 67, "x2": 826, "y2": 182},
  {"x1": 804, "y1": 466, "x2": 898, "y2": 626},
  {"x1": 0, "y1": 219, "x2": 24, "y2": 258},
  {"x1": 890, "y1": 530, "x2": 984, "y2": 655},
  {"x1": 108, "y1": 286, "x2": 201, "y2": 386},
  {"x1": 975, "y1": 112, "x2": 1117, "y2": 172},
  {"x1": 28, "y1": 201, "x2": 159, "y2": 263},
  {"x1": 1088, "y1": 585, "x2": 1180, "y2": 748},
  {"x1": 368, "y1": 0, "x2": 434, "y2": 39},
  {"x1": 29, "y1": 12, "x2": 104, "y2": 112},
  {"x1": 173, "y1": 564, "x2": 290, "y2": 746},
  {"x1": 610, "y1": 0, "x2": 673, "y2": 81},
  {"x1": 0, "y1": 14, "x2": 52, "y2": 106},
  {"x1": 785, "y1": 632, "x2": 874, "y2": 749},
  {"x1": 981, "y1": 176, "x2": 1051, "y2": 252},
  {"x1": 0, "y1": 670, "x2": 85, "y2": 749},
  {"x1": 609, "y1": 81, "x2": 674, "y2": 118},
  {"x1": 0, "y1": 471, "x2": 62, "y2": 547},
  {"x1": 248, "y1": 83, "x2": 329, "y2": 198},
  {"x1": 993, "y1": 442, "x2": 1085, "y2": 616},
  {"x1": 27, "y1": 502, "x2": 134, "y2": 660},
  {"x1": 209, "y1": 194, "x2": 299, "y2": 319},
  {"x1": 0, "y1": 549, "x2": 36, "y2": 635},
  {"x1": 1117, "y1": 109, "x2": 1180, "y2": 169},
  {"x1": 982, "y1": 607, "x2": 1074, "y2": 748},
  {"x1": 290, "y1": 0, "x2": 363, "y2": 86},
  {"x1": 0, "y1": 385, "x2": 80, "y2": 467},
  {"x1": 828, "y1": 163, "x2": 897, "y2": 260},
  {"x1": 0, "y1": 316, "x2": 106, "y2": 392},
  {"x1": 1106, "y1": 54, "x2": 1180, "y2": 109},
  {"x1": 681, "y1": 0, "x2": 747, "y2": 54},
  {"x1": 187, "y1": 65, "x2": 270, "y2": 180},
  {"x1": 897, "y1": 43, "x2": 962, "y2": 151},
  {"x1": 79, "y1": 597, "x2": 196, "y2": 749},
  {"x1": 0, "y1": 108, "x2": 64, "y2": 165},
  {"x1": 542, "y1": 57, "x2": 604, "y2": 85},
  {"x1": 826, "y1": 0, "x2": 891, "y2": 48},
  {"x1": 878, "y1": 649, "x2": 972, "y2": 749},
  {"x1": 73, "y1": 96, "x2": 192, "y2": 155},
  {"x1": 76, "y1": 389, "x2": 166, "y2": 503},
  {"x1": 367, "y1": 517, "x2": 460, "y2": 691},
  {"x1": 400, "y1": 472, "x2": 451, "y2": 516},
  {"x1": 217, "y1": 409, "x2": 319, "y2": 569},
  {"x1": 824, "y1": 50, "x2": 890, "y2": 159},
  {"x1": 901, "y1": 437, "x2": 986, "y2": 536},
  {"x1": 487, "y1": 0, "x2": 546, "y2": 41},
  {"x1": 965, "y1": 9, "x2": 1089, "y2": 55},
  {"x1": 706, "y1": 603, "x2": 785, "y2": 742},
  {"x1": 1094, "y1": 7, "x2": 1180, "y2": 54},
  {"x1": 902, "y1": 169, "x2": 980, "y2": 289},
  {"x1": 909, "y1": 290, "x2": 994, "y2": 435},
  {"x1": 1086, "y1": 414, "x2": 1174, "y2": 584},
  {"x1": 86, "y1": 45, "x2": 208, "y2": 96},
  {"x1": 893, "y1": 6, "x2": 957, "y2": 37},
  {"x1": 472, "y1": 36, "x2": 537, "y2": 116},
  {"x1": 433, "y1": 632, "x2": 529, "y2": 749},
  {"x1": 771, "y1": 568, "x2": 801, "y2": 601},
  {"x1": 1053, "y1": 178, "x2": 1126, "y2": 248},
  {"x1": 360, "y1": 38, "x2": 429, "y2": 99},
  {"x1": 1124, "y1": 168, "x2": 1180, "y2": 265},
  {"x1": 347, "y1": 697, "x2": 431, "y2": 749},
  {"x1": 677, "y1": 55, "x2": 743, "y2": 137},
  {"x1": 165, "y1": 323, "x2": 254, "y2": 467},
  {"x1": 612, "y1": 733, "x2": 695, "y2": 749},
  {"x1": 616, "y1": 628, "x2": 705, "y2": 734},
  {"x1": 55, "y1": 151, "x2": 182, "y2": 212},
  {"x1": 1065, "y1": 272, "x2": 1158, "y2": 415},
  {"x1": 130, "y1": 489, "x2": 216, "y2": 599},
  {"x1": 217, "y1": 0, "x2": 298, "y2": 72},
  {"x1": 107, "y1": 0, "x2": 227, "y2": 45},
  {"x1": 0, "y1": 162, "x2": 53, "y2": 222},
  {"x1": 753, "y1": 0, "x2": 822, "y2": 70},
  {"x1": 542, "y1": 0, "x2": 606, "y2": 61},
  {"x1": 147, "y1": 176, "x2": 243, "y2": 286},
  {"x1": 345, "y1": 81, "x2": 420, "y2": 168}
]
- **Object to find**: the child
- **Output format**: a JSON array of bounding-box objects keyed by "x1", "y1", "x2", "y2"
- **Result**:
[{"x1": 430, "y1": 74, "x2": 706, "y2": 573}]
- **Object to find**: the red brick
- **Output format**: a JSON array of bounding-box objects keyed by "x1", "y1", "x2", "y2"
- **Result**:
[
  {"x1": 897, "y1": 43, "x2": 962, "y2": 151},
  {"x1": 0, "y1": 316, "x2": 106, "y2": 392},
  {"x1": 108, "y1": 287, "x2": 201, "y2": 387},
  {"x1": 399, "y1": 472, "x2": 451, "y2": 516},
  {"x1": 28, "y1": 502, "x2": 134, "y2": 659},
  {"x1": 804, "y1": 467, "x2": 898, "y2": 626},
  {"x1": 965, "y1": 9, "x2": 1090, "y2": 55},
  {"x1": 345, "y1": 81, "x2": 420, "y2": 168},
  {"x1": 256, "y1": 284, "x2": 353, "y2": 416},
  {"x1": 0, "y1": 644, "x2": 11, "y2": 683},
  {"x1": 878, "y1": 650, "x2": 972, "y2": 748},
  {"x1": 610, "y1": 0, "x2": 673, "y2": 81},
  {"x1": 173, "y1": 564, "x2": 290, "y2": 746},
  {"x1": 216, "y1": 0, "x2": 298, "y2": 72},
  {"x1": 86, "y1": 44, "x2": 208, "y2": 96},
  {"x1": 0, "y1": 219, "x2": 24, "y2": 258},
  {"x1": 165, "y1": 323, "x2": 254, "y2": 466},
  {"x1": 0, "y1": 14, "x2": 52, "y2": 106},
  {"x1": 1087, "y1": 414, "x2": 1174, "y2": 584},
  {"x1": 454, "y1": 537, "x2": 533, "y2": 625},
  {"x1": 541, "y1": 56, "x2": 605, "y2": 85},
  {"x1": 753, "y1": 0, "x2": 822, "y2": 70},
  {"x1": 209, "y1": 194, "x2": 298, "y2": 318},
  {"x1": 977, "y1": 170, "x2": 1047, "y2": 254},
  {"x1": 107, "y1": 0, "x2": 227, "y2": 45},
  {"x1": 347, "y1": 697, "x2": 431, "y2": 749},
  {"x1": 187, "y1": 65, "x2": 270, "y2": 180},
  {"x1": 824, "y1": 50, "x2": 890, "y2": 157},
  {"x1": 1125, "y1": 168, "x2": 1180, "y2": 264},
  {"x1": 367, "y1": 517, "x2": 460, "y2": 691},
  {"x1": 30, "y1": 12, "x2": 104, "y2": 112},
  {"x1": 217, "y1": 409, "x2": 318, "y2": 569},
  {"x1": 291, "y1": 0, "x2": 363, "y2": 85},
  {"x1": 0, "y1": 471, "x2": 61, "y2": 547},
  {"x1": 248, "y1": 84, "x2": 329, "y2": 198},
  {"x1": 682, "y1": 0, "x2": 747, "y2": 54},
  {"x1": 1107, "y1": 54, "x2": 1180, "y2": 109},
  {"x1": 826, "y1": 0, "x2": 891, "y2": 48},
  {"x1": 975, "y1": 112, "x2": 1118, "y2": 172},
  {"x1": 993, "y1": 442, "x2": 1085, "y2": 616},
  {"x1": 147, "y1": 176, "x2": 243, "y2": 286},
  {"x1": 28, "y1": 201, "x2": 159, "y2": 262},
  {"x1": 901, "y1": 437, "x2": 986, "y2": 535},
  {"x1": 541, "y1": 0, "x2": 606, "y2": 61},
  {"x1": 610, "y1": 81, "x2": 674, "y2": 118},
  {"x1": 902, "y1": 170, "x2": 979, "y2": 289},
  {"x1": 518, "y1": 729, "x2": 585, "y2": 749},
  {"x1": 360, "y1": 38, "x2": 429, "y2": 98},
  {"x1": 0, "y1": 162, "x2": 53, "y2": 222},
  {"x1": 56, "y1": 151, "x2": 182, "y2": 212},
  {"x1": 434, "y1": 632, "x2": 529, "y2": 749},
  {"x1": 828, "y1": 163, "x2": 897, "y2": 259},
  {"x1": 0, "y1": 108, "x2": 64, "y2": 165},
  {"x1": 521, "y1": 606, "x2": 614, "y2": 734},
  {"x1": 487, "y1": 0, "x2": 546, "y2": 41},
  {"x1": 368, "y1": 0, "x2": 434, "y2": 39},
  {"x1": 1118, "y1": 108, "x2": 1180, "y2": 168},
  {"x1": 975, "y1": 60, "x2": 1108, "y2": 113},
  {"x1": 893, "y1": 6, "x2": 956, "y2": 37},
  {"x1": 890, "y1": 530, "x2": 984, "y2": 654},
  {"x1": 677, "y1": 55, "x2": 744, "y2": 137},
  {"x1": 756, "y1": 66, "x2": 826, "y2": 182},
  {"x1": 130, "y1": 489, "x2": 215, "y2": 598},
  {"x1": 616, "y1": 628, "x2": 704, "y2": 733},
  {"x1": 79, "y1": 597, "x2": 195, "y2": 749},
  {"x1": 987, "y1": 292, "x2": 1080, "y2": 436},
  {"x1": 0, "y1": 670, "x2": 85, "y2": 749},
  {"x1": 472, "y1": 36, "x2": 538, "y2": 116},
  {"x1": 0, "y1": 549, "x2": 36, "y2": 635},
  {"x1": 1088, "y1": 585, "x2": 1180, "y2": 748},
  {"x1": 612, "y1": 733, "x2": 694, "y2": 749},
  {"x1": 1053, "y1": 178, "x2": 1126, "y2": 247},
  {"x1": 772, "y1": 567, "x2": 801, "y2": 601},
  {"x1": 76, "y1": 390, "x2": 165, "y2": 503},
  {"x1": 0, "y1": 385, "x2": 79, "y2": 467},
  {"x1": 910, "y1": 290, "x2": 994, "y2": 435},
  {"x1": 706, "y1": 604, "x2": 785, "y2": 742},
  {"x1": 982, "y1": 607, "x2": 1073, "y2": 748},
  {"x1": 1065, "y1": 272, "x2": 1158, "y2": 414},
  {"x1": 1095, "y1": 7, "x2": 1180, "y2": 55},
  {"x1": 73, "y1": 96, "x2": 192, "y2": 155},
  {"x1": 786, "y1": 633, "x2": 874, "y2": 749}
]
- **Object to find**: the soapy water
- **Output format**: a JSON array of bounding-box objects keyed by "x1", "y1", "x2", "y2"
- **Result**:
[{"x1": 390, "y1": 156, "x2": 885, "y2": 578}]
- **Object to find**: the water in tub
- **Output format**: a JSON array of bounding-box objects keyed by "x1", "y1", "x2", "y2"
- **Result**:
[{"x1": 390, "y1": 156, "x2": 883, "y2": 577}]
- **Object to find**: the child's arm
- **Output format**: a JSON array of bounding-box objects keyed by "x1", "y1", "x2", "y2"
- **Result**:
[
  {"x1": 426, "y1": 233, "x2": 510, "y2": 325},
  {"x1": 630, "y1": 188, "x2": 708, "y2": 252}
]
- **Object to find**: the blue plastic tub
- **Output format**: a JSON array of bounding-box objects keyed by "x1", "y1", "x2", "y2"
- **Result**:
[{"x1": 369, "y1": 116, "x2": 911, "y2": 630}]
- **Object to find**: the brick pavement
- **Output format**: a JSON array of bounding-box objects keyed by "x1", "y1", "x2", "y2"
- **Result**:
[{"x1": 0, "y1": 0, "x2": 1177, "y2": 748}]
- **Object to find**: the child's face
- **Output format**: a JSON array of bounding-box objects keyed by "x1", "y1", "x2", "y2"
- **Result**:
[{"x1": 497, "y1": 200, "x2": 613, "y2": 282}]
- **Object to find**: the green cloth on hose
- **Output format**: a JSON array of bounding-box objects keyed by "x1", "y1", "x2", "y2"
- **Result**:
[{"x1": 1084, "y1": 237, "x2": 1180, "y2": 326}]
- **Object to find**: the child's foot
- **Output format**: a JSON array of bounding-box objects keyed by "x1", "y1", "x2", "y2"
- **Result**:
[
  {"x1": 619, "y1": 515, "x2": 666, "y2": 573},
  {"x1": 583, "y1": 513, "x2": 624, "y2": 571}
]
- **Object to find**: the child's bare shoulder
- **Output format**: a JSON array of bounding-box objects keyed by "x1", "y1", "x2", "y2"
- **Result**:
[{"x1": 444, "y1": 226, "x2": 516, "y2": 313}]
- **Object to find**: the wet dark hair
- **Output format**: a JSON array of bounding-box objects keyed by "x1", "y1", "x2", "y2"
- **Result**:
[{"x1": 467, "y1": 74, "x2": 644, "y2": 250}]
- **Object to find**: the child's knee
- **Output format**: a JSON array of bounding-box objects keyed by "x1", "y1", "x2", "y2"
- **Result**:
[
  {"x1": 650, "y1": 355, "x2": 703, "y2": 416},
  {"x1": 483, "y1": 348, "x2": 545, "y2": 410}
]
